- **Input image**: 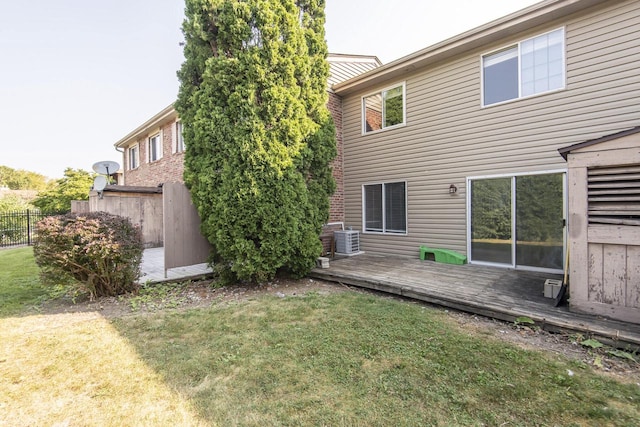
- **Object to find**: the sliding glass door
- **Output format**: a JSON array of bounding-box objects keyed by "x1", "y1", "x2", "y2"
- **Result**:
[
  {"x1": 470, "y1": 178, "x2": 512, "y2": 264},
  {"x1": 515, "y1": 174, "x2": 564, "y2": 269},
  {"x1": 469, "y1": 172, "x2": 565, "y2": 272}
]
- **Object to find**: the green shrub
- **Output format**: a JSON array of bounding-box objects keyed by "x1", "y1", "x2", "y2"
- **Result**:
[
  {"x1": 177, "y1": 1, "x2": 336, "y2": 283},
  {"x1": 33, "y1": 212, "x2": 143, "y2": 298}
]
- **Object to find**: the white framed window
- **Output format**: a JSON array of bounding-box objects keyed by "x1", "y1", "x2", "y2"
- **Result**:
[
  {"x1": 175, "y1": 121, "x2": 185, "y2": 153},
  {"x1": 148, "y1": 133, "x2": 162, "y2": 162},
  {"x1": 128, "y1": 144, "x2": 139, "y2": 170},
  {"x1": 362, "y1": 181, "x2": 407, "y2": 234},
  {"x1": 482, "y1": 28, "x2": 565, "y2": 107},
  {"x1": 362, "y1": 82, "x2": 406, "y2": 134}
]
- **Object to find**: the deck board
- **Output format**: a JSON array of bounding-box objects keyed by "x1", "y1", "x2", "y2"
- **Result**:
[{"x1": 310, "y1": 254, "x2": 640, "y2": 349}]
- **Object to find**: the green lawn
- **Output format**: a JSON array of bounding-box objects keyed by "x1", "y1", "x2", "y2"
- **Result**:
[
  {"x1": 113, "y1": 293, "x2": 640, "y2": 426},
  {"x1": 1, "y1": 247, "x2": 639, "y2": 426},
  {"x1": 0, "y1": 246, "x2": 49, "y2": 316}
]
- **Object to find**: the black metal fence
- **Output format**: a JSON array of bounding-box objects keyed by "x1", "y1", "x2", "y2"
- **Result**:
[{"x1": 0, "y1": 210, "x2": 61, "y2": 248}]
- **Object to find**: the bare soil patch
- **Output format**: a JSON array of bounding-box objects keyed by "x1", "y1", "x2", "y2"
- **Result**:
[
  {"x1": 40, "y1": 277, "x2": 347, "y2": 319},
  {"x1": 39, "y1": 277, "x2": 639, "y2": 383},
  {"x1": 445, "y1": 309, "x2": 640, "y2": 384}
]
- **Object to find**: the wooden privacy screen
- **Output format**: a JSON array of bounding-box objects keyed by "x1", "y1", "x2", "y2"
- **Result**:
[{"x1": 162, "y1": 182, "x2": 212, "y2": 273}]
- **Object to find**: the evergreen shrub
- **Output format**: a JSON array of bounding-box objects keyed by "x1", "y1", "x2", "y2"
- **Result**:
[{"x1": 177, "y1": 0, "x2": 336, "y2": 283}]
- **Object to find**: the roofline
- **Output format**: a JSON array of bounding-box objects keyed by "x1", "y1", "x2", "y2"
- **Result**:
[
  {"x1": 114, "y1": 103, "x2": 177, "y2": 148},
  {"x1": 90, "y1": 185, "x2": 163, "y2": 194},
  {"x1": 104, "y1": 185, "x2": 163, "y2": 194},
  {"x1": 558, "y1": 126, "x2": 640, "y2": 160},
  {"x1": 328, "y1": 53, "x2": 383, "y2": 66},
  {"x1": 113, "y1": 54, "x2": 382, "y2": 149},
  {"x1": 333, "y1": 0, "x2": 607, "y2": 95}
]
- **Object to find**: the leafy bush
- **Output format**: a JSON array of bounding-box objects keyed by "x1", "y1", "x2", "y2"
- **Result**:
[
  {"x1": 33, "y1": 168, "x2": 94, "y2": 212},
  {"x1": 33, "y1": 212, "x2": 143, "y2": 298},
  {"x1": 0, "y1": 193, "x2": 35, "y2": 211}
]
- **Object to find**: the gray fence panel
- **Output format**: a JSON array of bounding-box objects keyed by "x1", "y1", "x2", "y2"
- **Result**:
[
  {"x1": 163, "y1": 183, "x2": 212, "y2": 272},
  {"x1": 89, "y1": 190, "x2": 163, "y2": 248}
]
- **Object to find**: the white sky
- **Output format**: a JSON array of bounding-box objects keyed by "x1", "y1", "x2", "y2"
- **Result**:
[{"x1": 0, "y1": 0, "x2": 539, "y2": 179}]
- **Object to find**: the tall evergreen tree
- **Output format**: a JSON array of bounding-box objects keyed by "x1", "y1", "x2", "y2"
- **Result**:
[{"x1": 177, "y1": 0, "x2": 336, "y2": 282}]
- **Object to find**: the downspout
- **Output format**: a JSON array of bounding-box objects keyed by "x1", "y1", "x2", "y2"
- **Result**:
[{"x1": 115, "y1": 146, "x2": 124, "y2": 185}]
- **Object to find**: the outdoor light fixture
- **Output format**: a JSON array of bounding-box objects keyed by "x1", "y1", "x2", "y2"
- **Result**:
[{"x1": 449, "y1": 184, "x2": 457, "y2": 194}]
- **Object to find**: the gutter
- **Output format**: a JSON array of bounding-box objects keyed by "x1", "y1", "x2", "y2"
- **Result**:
[{"x1": 113, "y1": 103, "x2": 177, "y2": 148}]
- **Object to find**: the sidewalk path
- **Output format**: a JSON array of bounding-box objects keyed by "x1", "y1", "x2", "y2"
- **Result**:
[{"x1": 140, "y1": 247, "x2": 213, "y2": 283}]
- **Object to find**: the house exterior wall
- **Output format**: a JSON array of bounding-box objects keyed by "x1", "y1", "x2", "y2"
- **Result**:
[
  {"x1": 121, "y1": 95, "x2": 347, "y2": 223},
  {"x1": 339, "y1": 0, "x2": 640, "y2": 258},
  {"x1": 123, "y1": 120, "x2": 184, "y2": 187}
]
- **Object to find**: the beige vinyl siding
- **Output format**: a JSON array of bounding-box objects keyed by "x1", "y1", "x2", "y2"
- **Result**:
[{"x1": 341, "y1": 0, "x2": 640, "y2": 258}]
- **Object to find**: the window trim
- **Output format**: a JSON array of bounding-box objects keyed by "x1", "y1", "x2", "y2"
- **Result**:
[
  {"x1": 148, "y1": 132, "x2": 163, "y2": 163},
  {"x1": 361, "y1": 180, "x2": 408, "y2": 235},
  {"x1": 128, "y1": 144, "x2": 139, "y2": 170},
  {"x1": 361, "y1": 82, "x2": 407, "y2": 135},
  {"x1": 481, "y1": 27, "x2": 566, "y2": 108},
  {"x1": 174, "y1": 121, "x2": 185, "y2": 153},
  {"x1": 465, "y1": 168, "x2": 567, "y2": 274}
]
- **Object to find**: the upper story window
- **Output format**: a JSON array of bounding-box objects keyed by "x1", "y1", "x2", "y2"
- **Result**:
[
  {"x1": 128, "y1": 145, "x2": 139, "y2": 170},
  {"x1": 148, "y1": 133, "x2": 162, "y2": 162},
  {"x1": 363, "y1": 181, "x2": 407, "y2": 234},
  {"x1": 175, "y1": 121, "x2": 185, "y2": 153},
  {"x1": 482, "y1": 28, "x2": 565, "y2": 107},
  {"x1": 362, "y1": 82, "x2": 406, "y2": 134}
]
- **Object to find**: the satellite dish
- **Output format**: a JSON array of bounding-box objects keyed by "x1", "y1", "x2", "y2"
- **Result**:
[
  {"x1": 93, "y1": 176, "x2": 107, "y2": 192},
  {"x1": 92, "y1": 160, "x2": 120, "y2": 176}
]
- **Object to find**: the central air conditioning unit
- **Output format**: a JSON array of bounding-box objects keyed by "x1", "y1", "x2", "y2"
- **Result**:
[{"x1": 334, "y1": 230, "x2": 360, "y2": 254}]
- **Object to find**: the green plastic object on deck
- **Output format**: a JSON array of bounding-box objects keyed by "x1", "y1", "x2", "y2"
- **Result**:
[{"x1": 419, "y1": 246, "x2": 467, "y2": 265}]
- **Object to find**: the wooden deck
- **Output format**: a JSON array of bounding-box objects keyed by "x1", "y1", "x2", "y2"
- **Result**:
[{"x1": 310, "y1": 254, "x2": 640, "y2": 350}]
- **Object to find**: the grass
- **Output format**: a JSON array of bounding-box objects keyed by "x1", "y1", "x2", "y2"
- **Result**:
[
  {"x1": 123, "y1": 280, "x2": 191, "y2": 311},
  {"x1": 0, "y1": 247, "x2": 50, "y2": 316},
  {"x1": 112, "y1": 293, "x2": 640, "y2": 426},
  {"x1": 1, "y1": 247, "x2": 639, "y2": 426},
  {"x1": 0, "y1": 312, "x2": 206, "y2": 426}
]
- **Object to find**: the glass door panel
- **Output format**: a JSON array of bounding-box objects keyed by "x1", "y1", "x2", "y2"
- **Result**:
[
  {"x1": 470, "y1": 178, "x2": 512, "y2": 264},
  {"x1": 515, "y1": 174, "x2": 564, "y2": 269}
]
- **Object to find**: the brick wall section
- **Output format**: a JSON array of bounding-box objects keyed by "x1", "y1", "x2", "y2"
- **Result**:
[
  {"x1": 327, "y1": 91, "x2": 345, "y2": 223},
  {"x1": 365, "y1": 108, "x2": 382, "y2": 132},
  {"x1": 123, "y1": 120, "x2": 185, "y2": 187},
  {"x1": 122, "y1": 91, "x2": 346, "y2": 224}
]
